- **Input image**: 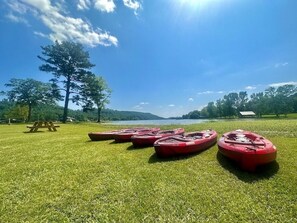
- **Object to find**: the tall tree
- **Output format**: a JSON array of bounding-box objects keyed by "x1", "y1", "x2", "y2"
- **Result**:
[
  {"x1": 265, "y1": 87, "x2": 278, "y2": 116},
  {"x1": 38, "y1": 41, "x2": 94, "y2": 123},
  {"x1": 249, "y1": 92, "x2": 268, "y2": 117},
  {"x1": 4, "y1": 78, "x2": 56, "y2": 121},
  {"x1": 275, "y1": 84, "x2": 297, "y2": 116},
  {"x1": 222, "y1": 93, "x2": 239, "y2": 117},
  {"x1": 216, "y1": 99, "x2": 224, "y2": 118},
  {"x1": 0, "y1": 99, "x2": 14, "y2": 121},
  {"x1": 79, "y1": 75, "x2": 111, "y2": 122},
  {"x1": 237, "y1": 91, "x2": 248, "y2": 112},
  {"x1": 206, "y1": 102, "x2": 217, "y2": 118}
]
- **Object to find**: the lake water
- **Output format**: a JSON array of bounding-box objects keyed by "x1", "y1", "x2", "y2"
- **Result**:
[{"x1": 103, "y1": 119, "x2": 217, "y2": 126}]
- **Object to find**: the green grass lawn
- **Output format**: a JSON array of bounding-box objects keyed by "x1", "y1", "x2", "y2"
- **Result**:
[{"x1": 0, "y1": 120, "x2": 297, "y2": 222}]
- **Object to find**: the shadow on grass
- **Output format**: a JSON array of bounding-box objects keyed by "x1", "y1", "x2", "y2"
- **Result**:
[
  {"x1": 86, "y1": 139, "x2": 116, "y2": 143},
  {"x1": 126, "y1": 144, "x2": 153, "y2": 150},
  {"x1": 23, "y1": 131, "x2": 46, "y2": 134},
  {"x1": 85, "y1": 139, "x2": 94, "y2": 143},
  {"x1": 148, "y1": 151, "x2": 204, "y2": 163},
  {"x1": 216, "y1": 152, "x2": 279, "y2": 182},
  {"x1": 109, "y1": 140, "x2": 120, "y2": 144}
]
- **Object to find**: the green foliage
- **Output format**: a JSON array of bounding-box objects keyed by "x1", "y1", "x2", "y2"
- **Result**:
[
  {"x1": 182, "y1": 110, "x2": 200, "y2": 119},
  {"x1": 38, "y1": 41, "x2": 95, "y2": 123},
  {"x1": 79, "y1": 75, "x2": 112, "y2": 122},
  {"x1": 184, "y1": 85, "x2": 297, "y2": 118},
  {"x1": 5, "y1": 105, "x2": 28, "y2": 122},
  {"x1": 4, "y1": 78, "x2": 58, "y2": 121},
  {"x1": 0, "y1": 99, "x2": 14, "y2": 121},
  {"x1": 0, "y1": 120, "x2": 296, "y2": 222},
  {"x1": 99, "y1": 109, "x2": 163, "y2": 121},
  {"x1": 0, "y1": 99, "x2": 163, "y2": 122}
]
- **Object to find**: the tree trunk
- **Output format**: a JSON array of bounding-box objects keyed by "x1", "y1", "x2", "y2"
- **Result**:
[
  {"x1": 97, "y1": 107, "x2": 102, "y2": 123},
  {"x1": 27, "y1": 103, "x2": 32, "y2": 122},
  {"x1": 62, "y1": 78, "x2": 71, "y2": 123}
]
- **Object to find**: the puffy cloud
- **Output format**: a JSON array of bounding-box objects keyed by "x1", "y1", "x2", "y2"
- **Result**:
[
  {"x1": 94, "y1": 0, "x2": 116, "y2": 13},
  {"x1": 123, "y1": 0, "x2": 141, "y2": 15},
  {"x1": 76, "y1": 0, "x2": 141, "y2": 14},
  {"x1": 77, "y1": 0, "x2": 91, "y2": 10},
  {"x1": 41, "y1": 14, "x2": 118, "y2": 46},
  {"x1": 188, "y1": 98, "x2": 194, "y2": 102},
  {"x1": 6, "y1": 0, "x2": 118, "y2": 47}
]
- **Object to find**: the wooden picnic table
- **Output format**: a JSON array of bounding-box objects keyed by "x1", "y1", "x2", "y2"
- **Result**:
[{"x1": 27, "y1": 121, "x2": 60, "y2": 132}]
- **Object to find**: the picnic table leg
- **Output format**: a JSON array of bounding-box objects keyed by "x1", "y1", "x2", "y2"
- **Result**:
[
  {"x1": 48, "y1": 122, "x2": 56, "y2": 131},
  {"x1": 30, "y1": 122, "x2": 39, "y2": 132}
]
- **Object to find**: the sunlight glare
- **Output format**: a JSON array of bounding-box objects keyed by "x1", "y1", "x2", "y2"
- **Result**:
[{"x1": 179, "y1": 0, "x2": 211, "y2": 8}]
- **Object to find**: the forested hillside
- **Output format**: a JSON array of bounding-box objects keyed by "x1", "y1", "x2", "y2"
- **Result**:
[
  {"x1": 183, "y1": 84, "x2": 297, "y2": 119},
  {"x1": 0, "y1": 101, "x2": 163, "y2": 123}
]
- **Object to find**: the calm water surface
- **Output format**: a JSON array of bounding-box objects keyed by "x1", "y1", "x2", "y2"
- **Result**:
[{"x1": 103, "y1": 119, "x2": 218, "y2": 126}]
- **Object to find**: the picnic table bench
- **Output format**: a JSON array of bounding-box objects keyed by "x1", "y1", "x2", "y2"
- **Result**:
[{"x1": 27, "y1": 121, "x2": 60, "y2": 132}]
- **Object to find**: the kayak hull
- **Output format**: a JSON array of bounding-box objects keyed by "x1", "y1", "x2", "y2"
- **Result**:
[
  {"x1": 218, "y1": 130, "x2": 277, "y2": 171},
  {"x1": 131, "y1": 128, "x2": 185, "y2": 147},
  {"x1": 114, "y1": 127, "x2": 161, "y2": 143},
  {"x1": 154, "y1": 130, "x2": 217, "y2": 157}
]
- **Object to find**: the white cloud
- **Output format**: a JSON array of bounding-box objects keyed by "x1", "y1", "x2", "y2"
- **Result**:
[
  {"x1": 197, "y1": 90, "x2": 224, "y2": 95},
  {"x1": 133, "y1": 101, "x2": 149, "y2": 110},
  {"x1": 245, "y1": 86, "x2": 256, "y2": 90},
  {"x1": 269, "y1": 81, "x2": 297, "y2": 87},
  {"x1": 6, "y1": 0, "x2": 118, "y2": 47},
  {"x1": 197, "y1": 91, "x2": 214, "y2": 95},
  {"x1": 33, "y1": 31, "x2": 48, "y2": 38},
  {"x1": 168, "y1": 104, "x2": 175, "y2": 107},
  {"x1": 7, "y1": 0, "x2": 31, "y2": 14},
  {"x1": 94, "y1": 0, "x2": 116, "y2": 13},
  {"x1": 188, "y1": 98, "x2": 194, "y2": 102},
  {"x1": 77, "y1": 0, "x2": 91, "y2": 10},
  {"x1": 274, "y1": 62, "x2": 289, "y2": 68},
  {"x1": 23, "y1": 0, "x2": 53, "y2": 12},
  {"x1": 133, "y1": 105, "x2": 143, "y2": 110},
  {"x1": 123, "y1": 0, "x2": 141, "y2": 15},
  {"x1": 5, "y1": 13, "x2": 29, "y2": 25}
]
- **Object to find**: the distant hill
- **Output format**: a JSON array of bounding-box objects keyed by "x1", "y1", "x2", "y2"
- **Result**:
[
  {"x1": 66, "y1": 107, "x2": 164, "y2": 121},
  {"x1": 0, "y1": 99, "x2": 164, "y2": 122},
  {"x1": 100, "y1": 108, "x2": 164, "y2": 121}
]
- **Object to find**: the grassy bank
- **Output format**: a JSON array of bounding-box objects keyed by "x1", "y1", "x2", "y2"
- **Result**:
[{"x1": 0, "y1": 120, "x2": 297, "y2": 222}]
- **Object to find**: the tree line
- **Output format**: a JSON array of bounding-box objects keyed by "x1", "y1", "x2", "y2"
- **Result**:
[
  {"x1": 1, "y1": 41, "x2": 111, "y2": 123},
  {"x1": 0, "y1": 100, "x2": 163, "y2": 123},
  {"x1": 182, "y1": 84, "x2": 297, "y2": 119}
]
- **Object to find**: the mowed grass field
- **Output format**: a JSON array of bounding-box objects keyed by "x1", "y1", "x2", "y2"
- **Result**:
[{"x1": 0, "y1": 120, "x2": 297, "y2": 222}]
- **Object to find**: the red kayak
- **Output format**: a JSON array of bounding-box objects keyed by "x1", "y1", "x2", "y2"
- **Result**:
[
  {"x1": 131, "y1": 128, "x2": 185, "y2": 147},
  {"x1": 154, "y1": 130, "x2": 217, "y2": 157},
  {"x1": 88, "y1": 130, "x2": 125, "y2": 141},
  {"x1": 217, "y1": 130, "x2": 277, "y2": 171},
  {"x1": 114, "y1": 127, "x2": 160, "y2": 143},
  {"x1": 88, "y1": 127, "x2": 149, "y2": 141}
]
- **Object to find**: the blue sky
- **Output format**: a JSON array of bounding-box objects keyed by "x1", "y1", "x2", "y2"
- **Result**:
[{"x1": 0, "y1": 0, "x2": 297, "y2": 118}]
